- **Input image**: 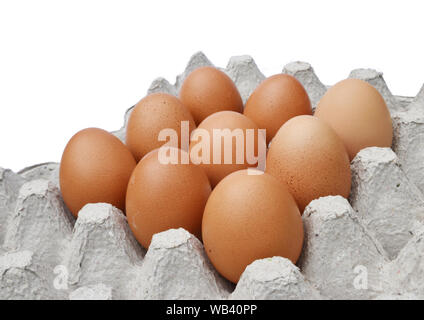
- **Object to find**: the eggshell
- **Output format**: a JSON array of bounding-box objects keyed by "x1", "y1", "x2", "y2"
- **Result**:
[
  {"x1": 126, "y1": 93, "x2": 196, "y2": 162},
  {"x1": 202, "y1": 170, "x2": 303, "y2": 284},
  {"x1": 189, "y1": 111, "x2": 266, "y2": 188},
  {"x1": 314, "y1": 78, "x2": 393, "y2": 160},
  {"x1": 59, "y1": 128, "x2": 136, "y2": 217},
  {"x1": 244, "y1": 74, "x2": 312, "y2": 143},
  {"x1": 266, "y1": 115, "x2": 351, "y2": 213},
  {"x1": 179, "y1": 66, "x2": 243, "y2": 124},
  {"x1": 126, "y1": 148, "x2": 211, "y2": 248}
]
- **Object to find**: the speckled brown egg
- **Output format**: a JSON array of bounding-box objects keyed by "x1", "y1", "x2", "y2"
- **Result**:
[
  {"x1": 244, "y1": 74, "x2": 312, "y2": 144},
  {"x1": 189, "y1": 111, "x2": 266, "y2": 188},
  {"x1": 59, "y1": 128, "x2": 136, "y2": 217},
  {"x1": 202, "y1": 169, "x2": 303, "y2": 284},
  {"x1": 314, "y1": 78, "x2": 393, "y2": 160},
  {"x1": 126, "y1": 93, "x2": 196, "y2": 162},
  {"x1": 179, "y1": 66, "x2": 243, "y2": 124},
  {"x1": 126, "y1": 148, "x2": 211, "y2": 248},
  {"x1": 266, "y1": 115, "x2": 351, "y2": 213}
]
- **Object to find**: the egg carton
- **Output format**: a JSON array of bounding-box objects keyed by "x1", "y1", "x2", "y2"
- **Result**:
[{"x1": 1, "y1": 52, "x2": 424, "y2": 300}]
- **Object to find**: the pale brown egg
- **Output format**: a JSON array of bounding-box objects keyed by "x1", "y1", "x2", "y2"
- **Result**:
[
  {"x1": 244, "y1": 74, "x2": 312, "y2": 144},
  {"x1": 59, "y1": 128, "x2": 136, "y2": 217},
  {"x1": 189, "y1": 111, "x2": 266, "y2": 188},
  {"x1": 202, "y1": 169, "x2": 303, "y2": 283},
  {"x1": 314, "y1": 78, "x2": 393, "y2": 160},
  {"x1": 266, "y1": 115, "x2": 351, "y2": 213},
  {"x1": 126, "y1": 93, "x2": 196, "y2": 162},
  {"x1": 126, "y1": 148, "x2": 211, "y2": 248},
  {"x1": 179, "y1": 66, "x2": 243, "y2": 124}
]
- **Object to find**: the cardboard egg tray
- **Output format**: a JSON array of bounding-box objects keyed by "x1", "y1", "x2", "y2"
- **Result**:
[{"x1": 1, "y1": 52, "x2": 423, "y2": 300}]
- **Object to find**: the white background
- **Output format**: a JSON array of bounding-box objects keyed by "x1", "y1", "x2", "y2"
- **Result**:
[{"x1": 1, "y1": 0, "x2": 423, "y2": 172}]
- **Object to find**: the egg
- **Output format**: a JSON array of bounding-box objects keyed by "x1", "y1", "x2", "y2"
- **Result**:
[
  {"x1": 59, "y1": 128, "x2": 136, "y2": 217},
  {"x1": 189, "y1": 111, "x2": 266, "y2": 188},
  {"x1": 126, "y1": 93, "x2": 196, "y2": 162},
  {"x1": 179, "y1": 66, "x2": 243, "y2": 124},
  {"x1": 314, "y1": 78, "x2": 393, "y2": 160},
  {"x1": 244, "y1": 74, "x2": 312, "y2": 144},
  {"x1": 266, "y1": 115, "x2": 351, "y2": 213},
  {"x1": 126, "y1": 148, "x2": 211, "y2": 248},
  {"x1": 202, "y1": 169, "x2": 303, "y2": 283}
]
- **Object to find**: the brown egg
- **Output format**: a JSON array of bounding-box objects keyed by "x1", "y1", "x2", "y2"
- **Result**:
[
  {"x1": 314, "y1": 78, "x2": 393, "y2": 160},
  {"x1": 179, "y1": 66, "x2": 243, "y2": 124},
  {"x1": 244, "y1": 74, "x2": 312, "y2": 144},
  {"x1": 266, "y1": 115, "x2": 351, "y2": 213},
  {"x1": 189, "y1": 111, "x2": 266, "y2": 188},
  {"x1": 126, "y1": 93, "x2": 196, "y2": 162},
  {"x1": 202, "y1": 169, "x2": 303, "y2": 283},
  {"x1": 59, "y1": 128, "x2": 136, "y2": 217},
  {"x1": 126, "y1": 148, "x2": 211, "y2": 248}
]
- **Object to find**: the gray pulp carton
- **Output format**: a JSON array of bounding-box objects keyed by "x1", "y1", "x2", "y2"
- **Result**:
[{"x1": 1, "y1": 52, "x2": 423, "y2": 300}]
